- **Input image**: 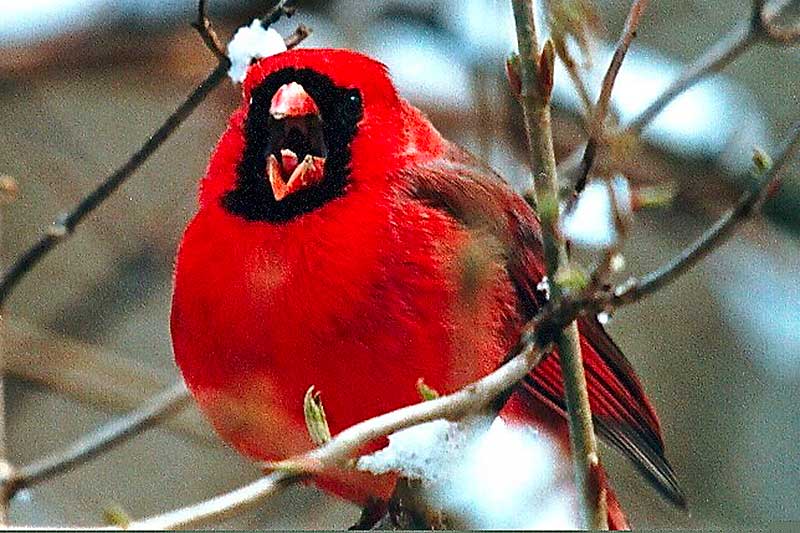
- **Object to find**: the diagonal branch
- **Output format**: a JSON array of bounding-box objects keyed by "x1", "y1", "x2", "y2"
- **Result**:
[
  {"x1": 129, "y1": 338, "x2": 551, "y2": 530},
  {"x1": 193, "y1": 0, "x2": 228, "y2": 62},
  {"x1": 8, "y1": 382, "x2": 189, "y2": 496},
  {"x1": 614, "y1": 123, "x2": 800, "y2": 305},
  {"x1": 629, "y1": 0, "x2": 800, "y2": 134},
  {"x1": 0, "y1": 63, "x2": 227, "y2": 309}
]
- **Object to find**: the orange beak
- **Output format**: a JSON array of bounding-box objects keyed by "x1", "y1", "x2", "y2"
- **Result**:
[
  {"x1": 270, "y1": 82, "x2": 321, "y2": 120},
  {"x1": 266, "y1": 82, "x2": 327, "y2": 202}
]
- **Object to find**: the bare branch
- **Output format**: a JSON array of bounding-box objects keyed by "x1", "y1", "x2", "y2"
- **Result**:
[
  {"x1": 261, "y1": 0, "x2": 300, "y2": 28},
  {"x1": 510, "y1": 0, "x2": 606, "y2": 528},
  {"x1": 9, "y1": 382, "x2": 189, "y2": 495},
  {"x1": 193, "y1": 0, "x2": 228, "y2": 62},
  {"x1": 0, "y1": 63, "x2": 228, "y2": 308},
  {"x1": 130, "y1": 469, "x2": 299, "y2": 530},
  {"x1": 630, "y1": 0, "x2": 798, "y2": 134},
  {"x1": 559, "y1": 0, "x2": 799, "y2": 185},
  {"x1": 574, "y1": 0, "x2": 649, "y2": 195},
  {"x1": 627, "y1": 26, "x2": 755, "y2": 136},
  {"x1": 129, "y1": 337, "x2": 550, "y2": 530},
  {"x1": 282, "y1": 24, "x2": 313, "y2": 49}
]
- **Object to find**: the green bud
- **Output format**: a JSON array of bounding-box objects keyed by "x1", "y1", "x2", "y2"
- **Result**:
[
  {"x1": 103, "y1": 504, "x2": 131, "y2": 528},
  {"x1": 416, "y1": 378, "x2": 440, "y2": 401},
  {"x1": 303, "y1": 386, "x2": 331, "y2": 446}
]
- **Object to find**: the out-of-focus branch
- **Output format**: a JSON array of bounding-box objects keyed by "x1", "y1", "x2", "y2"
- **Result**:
[
  {"x1": 559, "y1": 0, "x2": 800, "y2": 182},
  {"x1": 7, "y1": 382, "x2": 189, "y2": 496},
  {"x1": 554, "y1": 44, "x2": 595, "y2": 119},
  {"x1": 627, "y1": 0, "x2": 799, "y2": 134},
  {"x1": 0, "y1": 9, "x2": 309, "y2": 308},
  {"x1": 613, "y1": 123, "x2": 800, "y2": 305},
  {"x1": 510, "y1": 0, "x2": 606, "y2": 528},
  {"x1": 573, "y1": 0, "x2": 649, "y2": 196},
  {"x1": 757, "y1": 0, "x2": 800, "y2": 43},
  {"x1": 3, "y1": 318, "x2": 217, "y2": 447},
  {"x1": 0, "y1": 176, "x2": 18, "y2": 525}
]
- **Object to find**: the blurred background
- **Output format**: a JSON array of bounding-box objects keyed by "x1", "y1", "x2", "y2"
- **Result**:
[{"x1": 1, "y1": 0, "x2": 799, "y2": 528}]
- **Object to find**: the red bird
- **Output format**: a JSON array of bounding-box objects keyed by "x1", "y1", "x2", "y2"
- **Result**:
[{"x1": 171, "y1": 48, "x2": 683, "y2": 528}]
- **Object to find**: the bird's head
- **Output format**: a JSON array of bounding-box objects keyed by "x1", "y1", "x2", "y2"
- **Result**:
[{"x1": 203, "y1": 48, "x2": 439, "y2": 223}]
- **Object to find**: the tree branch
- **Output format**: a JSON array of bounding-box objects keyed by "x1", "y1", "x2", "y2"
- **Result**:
[
  {"x1": 129, "y1": 337, "x2": 550, "y2": 530},
  {"x1": 510, "y1": 0, "x2": 606, "y2": 528},
  {"x1": 8, "y1": 382, "x2": 189, "y2": 496},
  {"x1": 193, "y1": 0, "x2": 229, "y2": 62},
  {"x1": 613, "y1": 122, "x2": 800, "y2": 305}
]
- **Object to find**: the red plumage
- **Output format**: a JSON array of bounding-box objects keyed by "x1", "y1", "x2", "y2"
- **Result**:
[{"x1": 171, "y1": 48, "x2": 682, "y2": 529}]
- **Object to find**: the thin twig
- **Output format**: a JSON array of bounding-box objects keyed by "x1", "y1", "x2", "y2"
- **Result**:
[
  {"x1": 573, "y1": 0, "x2": 649, "y2": 196},
  {"x1": 261, "y1": 0, "x2": 299, "y2": 28},
  {"x1": 0, "y1": 63, "x2": 226, "y2": 308},
  {"x1": 614, "y1": 122, "x2": 800, "y2": 305},
  {"x1": 8, "y1": 382, "x2": 189, "y2": 496},
  {"x1": 193, "y1": 0, "x2": 229, "y2": 62},
  {"x1": 627, "y1": 23, "x2": 754, "y2": 135},
  {"x1": 282, "y1": 24, "x2": 313, "y2": 49},
  {"x1": 552, "y1": 39, "x2": 595, "y2": 119},
  {"x1": 510, "y1": 0, "x2": 606, "y2": 528},
  {"x1": 130, "y1": 469, "x2": 299, "y2": 530},
  {"x1": 0, "y1": 21, "x2": 309, "y2": 308}
]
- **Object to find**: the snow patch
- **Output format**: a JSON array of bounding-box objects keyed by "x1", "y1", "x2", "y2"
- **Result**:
[
  {"x1": 227, "y1": 20, "x2": 287, "y2": 83},
  {"x1": 560, "y1": 176, "x2": 632, "y2": 249},
  {"x1": 357, "y1": 416, "x2": 578, "y2": 529}
]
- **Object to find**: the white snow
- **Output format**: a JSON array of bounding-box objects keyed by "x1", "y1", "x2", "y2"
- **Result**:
[
  {"x1": 537, "y1": 276, "x2": 552, "y2": 301},
  {"x1": 227, "y1": 20, "x2": 287, "y2": 83},
  {"x1": 560, "y1": 176, "x2": 632, "y2": 249},
  {"x1": 357, "y1": 416, "x2": 579, "y2": 529}
]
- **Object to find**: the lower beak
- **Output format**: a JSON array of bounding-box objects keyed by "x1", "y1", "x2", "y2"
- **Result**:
[{"x1": 267, "y1": 150, "x2": 326, "y2": 201}]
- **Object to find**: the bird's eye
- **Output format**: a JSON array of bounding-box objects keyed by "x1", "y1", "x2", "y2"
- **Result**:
[{"x1": 343, "y1": 90, "x2": 362, "y2": 120}]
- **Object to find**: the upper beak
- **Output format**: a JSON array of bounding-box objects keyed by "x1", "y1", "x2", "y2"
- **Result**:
[{"x1": 270, "y1": 82, "x2": 320, "y2": 120}]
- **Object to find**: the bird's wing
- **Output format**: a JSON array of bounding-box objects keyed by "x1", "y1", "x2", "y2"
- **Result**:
[{"x1": 401, "y1": 142, "x2": 685, "y2": 507}]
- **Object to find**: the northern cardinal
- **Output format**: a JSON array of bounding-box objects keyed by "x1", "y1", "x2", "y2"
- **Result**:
[{"x1": 171, "y1": 48, "x2": 683, "y2": 528}]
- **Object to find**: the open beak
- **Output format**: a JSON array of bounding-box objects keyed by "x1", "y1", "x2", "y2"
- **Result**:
[{"x1": 266, "y1": 82, "x2": 327, "y2": 202}]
